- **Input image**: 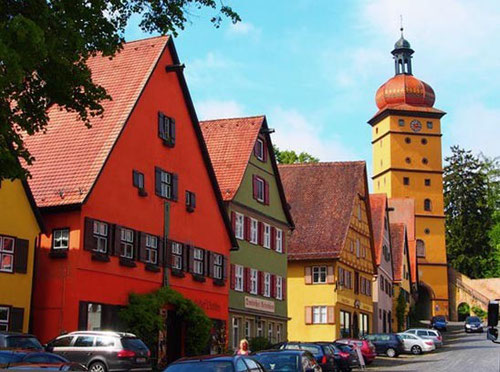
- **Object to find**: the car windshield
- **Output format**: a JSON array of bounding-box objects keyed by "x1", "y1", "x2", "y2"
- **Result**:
[
  {"x1": 335, "y1": 344, "x2": 352, "y2": 352},
  {"x1": 166, "y1": 361, "x2": 233, "y2": 372},
  {"x1": 6, "y1": 337, "x2": 43, "y2": 350},
  {"x1": 466, "y1": 317, "x2": 481, "y2": 323},
  {"x1": 254, "y1": 354, "x2": 299, "y2": 371},
  {"x1": 121, "y1": 338, "x2": 148, "y2": 352}
]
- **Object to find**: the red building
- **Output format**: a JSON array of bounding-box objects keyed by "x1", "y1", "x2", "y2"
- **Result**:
[{"x1": 25, "y1": 36, "x2": 237, "y2": 356}]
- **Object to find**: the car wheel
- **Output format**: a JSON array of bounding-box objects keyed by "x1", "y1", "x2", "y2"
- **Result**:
[
  {"x1": 89, "y1": 361, "x2": 107, "y2": 372},
  {"x1": 386, "y1": 348, "x2": 397, "y2": 358},
  {"x1": 411, "y1": 345, "x2": 422, "y2": 355}
]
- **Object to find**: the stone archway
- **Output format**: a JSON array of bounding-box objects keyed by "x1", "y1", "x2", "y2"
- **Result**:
[
  {"x1": 416, "y1": 282, "x2": 434, "y2": 320},
  {"x1": 457, "y1": 302, "x2": 470, "y2": 321}
]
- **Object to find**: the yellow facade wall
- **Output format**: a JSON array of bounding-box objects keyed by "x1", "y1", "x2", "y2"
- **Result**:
[{"x1": 0, "y1": 179, "x2": 41, "y2": 332}]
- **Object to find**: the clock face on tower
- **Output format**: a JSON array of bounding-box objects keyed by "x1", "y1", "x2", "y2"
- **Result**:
[{"x1": 410, "y1": 119, "x2": 422, "y2": 132}]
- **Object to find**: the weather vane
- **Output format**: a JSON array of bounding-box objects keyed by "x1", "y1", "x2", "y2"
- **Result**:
[{"x1": 400, "y1": 15, "x2": 404, "y2": 36}]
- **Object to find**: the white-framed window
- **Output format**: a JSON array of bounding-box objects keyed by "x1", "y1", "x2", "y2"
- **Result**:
[
  {"x1": 312, "y1": 266, "x2": 327, "y2": 284},
  {"x1": 93, "y1": 221, "x2": 108, "y2": 253},
  {"x1": 313, "y1": 306, "x2": 328, "y2": 324},
  {"x1": 263, "y1": 224, "x2": 271, "y2": 249},
  {"x1": 268, "y1": 322, "x2": 273, "y2": 341},
  {"x1": 171, "y1": 242, "x2": 183, "y2": 270},
  {"x1": 213, "y1": 254, "x2": 223, "y2": 279},
  {"x1": 357, "y1": 203, "x2": 362, "y2": 220},
  {"x1": 350, "y1": 240, "x2": 354, "y2": 252},
  {"x1": 0, "y1": 306, "x2": 9, "y2": 331},
  {"x1": 255, "y1": 138, "x2": 265, "y2": 161},
  {"x1": 256, "y1": 177, "x2": 265, "y2": 202},
  {"x1": 235, "y1": 213, "x2": 245, "y2": 240},
  {"x1": 356, "y1": 238, "x2": 360, "y2": 258},
  {"x1": 160, "y1": 170, "x2": 173, "y2": 199},
  {"x1": 145, "y1": 234, "x2": 158, "y2": 264},
  {"x1": 120, "y1": 228, "x2": 134, "y2": 259},
  {"x1": 0, "y1": 236, "x2": 15, "y2": 273},
  {"x1": 257, "y1": 321, "x2": 263, "y2": 337},
  {"x1": 232, "y1": 317, "x2": 240, "y2": 350},
  {"x1": 276, "y1": 323, "x2": 282, "y2": 342},
  {"x1": 276, "y1": 229, "x2": 283, "y2": 253},
  {"x1": 250, "y1": 269, "x2": 259, "y2": 295},
  {"x1": 250, "y1": 218, "x2": 259, "y2": 244},
  {"x1": 53, "y1": 229, "x2": 69, "y2": 250},
  {"x1": 193, "y1": 248, "x2": 204, "y2": 275},
  {"x1": 276, "y1": 276, "x2": 283, "y2": 300},
  {"x1": 245, "y1": 319, "x2": 252, "y2": 339},
  {"x1": 264, "y1": 272, "x2": 271, "y2": 297},
  {"x1": 235, "y1": 265, "x2": 244, "y2": 291}
]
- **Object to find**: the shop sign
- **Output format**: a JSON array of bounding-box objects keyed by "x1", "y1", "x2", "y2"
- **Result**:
[{"x1": 244, "y1": 296, "x2": 275, "y2": 313}]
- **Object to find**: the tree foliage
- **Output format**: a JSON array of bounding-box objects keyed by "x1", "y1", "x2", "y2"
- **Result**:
[
  {"x1": 0, "y1": 0, "x2": 239, "y2": 180},
  {"x1": 482, "y1": 155, "x2": 500, "y2": 277},
  {"x1": 273, "y1": 145, "x2": 319, "y2": 164},
  {"x1": 444, "y1": 146, "x2": 496, "y2": 278},
  {"x1": 395, "y1": 289, "x2": 407, "y2": 332}
]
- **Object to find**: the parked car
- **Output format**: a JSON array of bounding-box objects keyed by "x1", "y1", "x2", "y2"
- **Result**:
[
  {"x1": 430, "y1": 316, "x2": 448, "y2": 331},
  {"x1": 397, "y1": 333, "x2": 435, "y2": 355},
  {"x1": 403, "y1": 329, "x2": 443, "y2": 348},
  {"x1": 0, "y1": 350, "x2": 87, "y2": 370},
  {"x1": 464, "y1": 316, "x2": 484, "y2": 333},
  {"x1": 252, "y1": 349, "x2": 322, "y2": 372},
  {"x1": 362, "y1": 334, "x2": 404, "y2": 358},
  {"x1": 164, "y1": 354, "x2": 267, "y2": 372},
  {"x1": 274, "y1": 342, "x2": 337, "y2": 371},
  {"x1": 47, "y1": 331, "x2": 151, "y2": 372},
  {"x1": 334, "y1": 338, "x2": 376, "y2": 364},
  {"x1": 0, "y1": 332, "x2": 43, "y2": 351},
  {"x1": 314, "y1": 342, "x2": 356, "y2": 372}
]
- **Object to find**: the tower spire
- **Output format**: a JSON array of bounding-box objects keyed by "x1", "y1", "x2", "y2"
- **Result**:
[{"x1": 392, "y1": 20, "x2": 414, "y2": 75}]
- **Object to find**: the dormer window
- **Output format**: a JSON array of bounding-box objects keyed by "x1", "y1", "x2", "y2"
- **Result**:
[
  {"x1": 254, "y1": 138, "x2": 265, "y2": 161},
  {"x1": 158, "y1": 112, "x2": 176, "y2": 147}
]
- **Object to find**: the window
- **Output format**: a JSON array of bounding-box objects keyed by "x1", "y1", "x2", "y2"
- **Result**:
[
  {"x1": 312, "y1": 266, "x2": 327, "y2": 284},
  {"x1": 424, "y1": 199, "x2": 432, "y2": 211},
  {"x1": 86, "y1": 303, "x2": 102, "y2": 330},
  {"x1": 425, "y1": 179, "x2": 431, "y2": 186},
  {"x1": 171, "y1": 242, "x2": 183, "y2": 270},
  {"x1": 276, "y1": 324, "x2": 282, "y2": 342},
  {"x1": 145, "y1": 234, "x2": 158, "y2": 264},
  {"x1": 357, "y1": 204, "x2": 362, "y2": 220},
  {"x1": 254, "y1": 176, "x2": 265, "y2": 202},
  {"x1": 213, "y1": 254, "x2": 223, "y2": 280},
  {"x1": 264, "y1": 272, "x2": 271, "y2": 297},
  {"x1": 185, "y1": 191, "x2": 196, "y2": 212},
  {"x1": 193, "y1": 248, "x2": 204, "y2": 275},
  {"x1": 340, "y1": 310, "x2": 351, "y2": 337},
  {"x1": 250, "y1": 269, "x2": 258, "y2": 294},
  {"x1": 235, "y1": 265, "x2": 244, "y2": 292},
  {"x1": 158, "y1": 112, "x2": 175, "y2": 146},
  {"x1": 0, "y1": 307, "x2": 9, "y2": 331},
  {"x1": 93, "y1": 221, "x2": 108, "y2": 254},
  {"x1": 405, "y1": 137, "x2": 411, "y2": 144},
  {"x1": 250, "y1": 218, "x2": 258, "y2": 244},
  {"x1": 421, "y1": 138, "x2": 428, "y2": 145},
  {"x1": 245, "y1": 319, "x2": 252, "y2": 339},
  {"x1": 120, "y1": 228, "x2": 134, "y2": 259},
  {"x1": 235, "y1": 213, "x2": 245, "y2": 240},
  {"x1": 257, "y1": 321, "x2": 263, "y2": 337},
  {"x1": 276, "y1": 229, "x2": 283, "y2": 253},
  {"x1": 424, "y1": 228, "x2": 431, "y2": 235},
  {"x1": 74, "y1": 336, "x2": 95, "y2": 347},
  {"x1": 416, "y1": 239, "x2": 426, "y2": 257},
  {"x1": 268, "y1": 322, "x2": 273, "y2": 341},
  {"x1": 52, "y1": 336, "x2": 73, "y2": 347},
  {"x1": 254, "y1": 138, "x2": 265, "y2": 161},
  {"x1": 232, "y1": 318, "x2": 240, "y2": 350},
  {"x1": 338, "y1": 267, "x2": 344, "y2": 286},
  {"x1": 359, "y1": 313, "x2": 369, "y2": 337},
  {"x1": 403, "y1": 177, "x2": 410, "y2": 185},
  {"x1": 0, "y1": 236, "x2": 14, "y2": 273},
  {"x1": 276, "y1": 276, "x2": 283, "y2": 300},
  {"x1": 132, "y1": 170, "x2": 145, "y2": 194},
  {"x1": 350, "y1": 240, "x2": 354, "y2": 252},
  {"x1": 156, "y1": 168, "x2": 177, "y2": 201},
  {"x1": 426, "y1": 121, "x2": 433, "y2": 129},
  {"x1": 422, "y1": 158, "x2": 429, "y2": 165},
  {"x1": 263, "y1": 224, "x2": 271, "y2": 248},
  {"x1": 96, "y1": 337, "x2": 115, "y2": 347},
  {"x1": 313, "y1": 306, "x2": 327, "y2": 324},
  {"x1": 405, "y1": 157, "x2": 411, "y2": 164},
  {"x1": 53, "y1": 229, "x2": 69, "y2": 250},
  {"x1": 398, "y1": 119, "x2": 405, "y2": 127},
  {"x1": 356, "y1": 239, "x2": 360, "y2": 258}
]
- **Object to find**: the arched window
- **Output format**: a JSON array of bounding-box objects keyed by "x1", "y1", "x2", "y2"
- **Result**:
[
  {"x1": 416, "y1": 239, "x2": 426, "y2": 258},
  {"x1": 424, "y1": 199, "x2": 432, "y2": 211}
]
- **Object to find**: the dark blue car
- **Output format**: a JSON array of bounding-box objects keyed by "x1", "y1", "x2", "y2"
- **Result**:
[
  {"x1": 363, "y1": 334, "x2": 405, "y2": 358},
  {"x1": 253, "y1": 349, "x2": 322, "y2": 372},
  {"x1": 164, "y1": 354, "x2": 266, "y2": 371},
  {"x1": 464, "y1": 316, "x2": 484, "y2": 333},
  {"x1": 431, "y1": 316, "x2": 448, "y2": 331},
  {"x1": 0, "y1": 350, "x2": 86, "y2": 370},
  {"x1": 274, "y1": 342, "x2": 338, "y2": 372}
]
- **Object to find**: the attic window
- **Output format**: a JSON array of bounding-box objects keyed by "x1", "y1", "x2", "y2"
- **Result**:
[
  {"x1": 254, "y1": 138, "x2": 265, "y2": 161},
  {"x1": 158, "y1": 112, "x2": 176, "y2": 147}
]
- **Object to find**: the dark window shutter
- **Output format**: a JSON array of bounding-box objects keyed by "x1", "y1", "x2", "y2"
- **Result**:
[
  {"x1": 244, "y1": 267, "x2": 251, "y2": 292},
  {"x1": 107, "y1": 223, "x2": 114, "y2": 255},
  {"x1": 113, "y1": 225, "x2": 122, "y2": 256},
  {"x1": 208, "y1": 252, "x2": 214, "y2": 278},
  {"x1": 281, "y1": 230, "x2": 286, "y2": 254},
  {"x1": 264, "y1": 180, "x2": 270, "y2": 205},
  {"x1": 170, "y1": 118, "x2": 176, "y2": 145},
  {"x1": 188, "y1": 245, "x2": 194, "y2": 273},
  {"x1": 203, "y1": 250, "x2": 209, "y2": 276},
  {"x1": 155, "y1": 167, "x2": 162, "y2": 196},
  {"x1": 282, "y1": 277, "x2": 286, "y2": 300},
  {"x1": 270, "y1": 227, "x2": 276, "y2": 250},
  {"x1": 244, "y1": 217, "x2": 251, "y2": 241},
  {"x1": 230, "y1": 264, "x2": 236, "y2": 289},
  {"x1": 139, "y1": 232, "x2": 147, "y2": 262},
  {"x1": 258, "y1": 271, "x2": 264, "y2": 295},
  {"x1": 172, "y1": 173, "x2": 179, "y2": 201},
  {"x1": 191, "y1": 192, "x2": 196, "y2": 208},
  {"x1": 223, "y1": 256, "x2": 228, "y2": 280},
  {"x1": 10, "y1": 307, "x2": 24, "y2": 332},
  {"x1": 157, "y1": 237, "x2": 164, "y2": 266},
  {"x1": 263, "y1": 140, "x2": 268, "y2": 162},
  {"x1": 258, "y1": 222, "x2": 264, "y2": 246},
  {"x1": 158, "y1": 112, "x2": 166, "y2": 139},
  {"x1": 182, "y1": 244, "x2": 189, "y2": 272},
  {"x1": 271, "y1": 274, "x2": 276, "y2": 298},
  {"x1": 14, "y1": 239, "x2": 29, "y2": 274},
  {"x1": 84, "y1": 217, "x2": 96, "y2": 251},
  {"x1": 78, "y1": 301, "x2": 88, "y2": 330},
  {"x1": 231, "y1": 212, "x2": 236, "y2": 233},
  {"x1": 252, "y1": 175, "x2": 258, "y2": 200}
]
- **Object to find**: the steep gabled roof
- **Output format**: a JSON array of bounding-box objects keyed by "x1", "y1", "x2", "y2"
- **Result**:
[
  {"x1": 370, "y1": 193, "x2": 387, "y2": 266},
  {"x1": 390, "y1": 222, "x2": 407, "y2": 283},
  {"x1": 279, "y1": 161, "x2": 367, "y2": 261},
  {"x1": 25, "y1": 36, "x2": 170, "y2": 207},
  {"x1": 201, "y1": 116, "x2": 294, "y2": 228}
]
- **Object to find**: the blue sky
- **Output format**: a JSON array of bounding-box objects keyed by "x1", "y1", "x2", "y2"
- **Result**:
[{"x1": 125, "y1": 0, "x2": 499, "y2": 175}]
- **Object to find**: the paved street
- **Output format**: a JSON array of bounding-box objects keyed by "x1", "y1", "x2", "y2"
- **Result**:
[{"x1": 367, "y1": 324, "x2": 500, "y2": 372}]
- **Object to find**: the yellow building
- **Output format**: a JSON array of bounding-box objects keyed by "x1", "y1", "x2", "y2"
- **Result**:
[
  {"x1": 279, "y1": 162, "x2": 376, "y2": 340},
  {"x1": 0, "y1": 178, "x2": 43, "y2": 332},
  {"x1": 369, "y1": 30, "x2": 449, "y2": 318}
]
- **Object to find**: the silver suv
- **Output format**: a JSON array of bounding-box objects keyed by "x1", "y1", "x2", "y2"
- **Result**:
[{"x1": 47, "y1": 331, "x2": 151, "y2": 372}]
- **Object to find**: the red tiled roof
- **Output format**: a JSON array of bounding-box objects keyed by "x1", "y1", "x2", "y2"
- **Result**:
[
  {"x1": 200, "y1": 116, "x2": 265, "y2": 201},
  {"x1": 24, "y1": 36, "x2": 169, "y2": 207},
  {"x1": 279, "y1": 161, "x2": 366, "y2": 261},
  {"x1": 390, "y1": 223, "x2": 406, "y2": 282},
  {"x1": 369, "y1": 193, "x2": 387, "y2": 266}
]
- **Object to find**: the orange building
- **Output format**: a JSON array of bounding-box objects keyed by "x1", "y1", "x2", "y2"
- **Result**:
[{"x1": 25, "y1": 36, "x2": 236, "y2": 359}]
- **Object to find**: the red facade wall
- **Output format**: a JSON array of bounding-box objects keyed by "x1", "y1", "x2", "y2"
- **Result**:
[{"x1": 32, "y1": 41, "x2": 231, "y2": 343}]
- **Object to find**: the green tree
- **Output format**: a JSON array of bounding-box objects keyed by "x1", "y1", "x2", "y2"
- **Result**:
[
  {"x1": 444, "y1": 146, "x2": 495, "y2": 278},
  {"x1": 274, "y1": 145, "x2": 319, "y2": 164},
  {"x1": 395, "y1": 290, "x2": 407, "y2": 332},
  {"x1": 0, "y1": 0, "x2": 239, "y2": 180}
]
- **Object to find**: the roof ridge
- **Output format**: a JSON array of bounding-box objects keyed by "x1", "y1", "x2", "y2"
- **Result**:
[
  {"x1": 278, "y1": 161, "x2": 365, "y2": 168},
  {"x1": 200, "y1": 115, "x2": 265, "y2": 123},
  {"x1": 124, "y1": 35, "x2": 169, "y2": 45}
]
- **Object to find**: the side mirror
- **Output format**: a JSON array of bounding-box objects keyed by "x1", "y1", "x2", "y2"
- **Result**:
[
  {"x1": 488, "y1": 301, "x2": 499, "y2": 327},
  {"x1": 487, "y1": 327, "x2": 498, "y2": 342}
]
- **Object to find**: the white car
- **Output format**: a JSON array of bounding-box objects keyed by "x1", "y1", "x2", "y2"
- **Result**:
[
  {"x1": 403, "y1": 328, "x2": 443, "y2": 348},
  {"x1": 398, "y1": 332, "x2": 436, "y2": 355}
]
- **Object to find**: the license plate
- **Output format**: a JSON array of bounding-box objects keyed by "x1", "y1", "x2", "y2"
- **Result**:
[{"x1": 136, "y1": 358, "x2": 146, "y2": 363}]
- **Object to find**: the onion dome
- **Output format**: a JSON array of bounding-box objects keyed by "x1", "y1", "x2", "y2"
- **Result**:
[{"x1": 375, "y1": 74, "x2": 436, "y2": 109}]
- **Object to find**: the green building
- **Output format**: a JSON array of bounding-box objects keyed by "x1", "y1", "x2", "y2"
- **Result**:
[{"x1": 201, "y1": 116, "x2": 294, "y2": 350}]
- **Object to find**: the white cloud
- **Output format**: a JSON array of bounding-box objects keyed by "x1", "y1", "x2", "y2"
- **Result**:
[
  {"x1": 196, "y1": 100, "x2": 245, "y2": 120},
  {"x1": 227, "y1": 21, "x2": 259, "y2": 35},
  {"x1": 268, "y1": 106, "x2": 358, "y2": 162}
]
